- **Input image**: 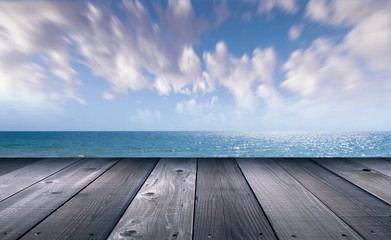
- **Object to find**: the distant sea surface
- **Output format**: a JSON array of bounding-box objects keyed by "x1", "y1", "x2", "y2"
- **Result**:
[{"x1": 0, "y1": 131, "x2": 390, "y2": 157}]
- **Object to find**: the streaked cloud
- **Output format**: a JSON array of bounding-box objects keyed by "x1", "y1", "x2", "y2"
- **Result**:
[
  {"x1": 0, "y1": 0, "x2": 210, "y2": 105},
  {"x1": 281, "y1": 38, "x2": 365, "y2": 99},
  {"x1": 204, "y1": 41, "x2": 277, "y2": 112},
  {"x1": 0, "y1": 2, "x2": 82, "y2": 106},
  {"x1": 343, "y1": 9, "x2": 391, "y2": 72},
  {"x1": 257, "y1": 0, "x2": 298, "y2": 14},
  {"x1": 303, "y1": 0, "x2": 391, "y2": 72},
  {"x1": 0, "y1": 0, "x2": 390, "y2": 130},
  {"x1": 214, "y1": 0, "x2": 231, "y2": 26},
  {"x1": 176, "y1": 96, "x2": 218, "y2": 115},
  {"x1": 305, "y1": 0, "x2": 387, "y2": 26},
  {"x1": 288, "y1": 24, "x2": 303, "y2": 41}
]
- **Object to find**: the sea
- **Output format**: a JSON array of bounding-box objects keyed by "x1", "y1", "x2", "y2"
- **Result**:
[{"x1": 0, "y1": 131, "x2": 390, "y2": 157}]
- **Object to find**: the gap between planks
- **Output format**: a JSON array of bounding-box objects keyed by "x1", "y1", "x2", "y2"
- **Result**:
[
  {"x1": 276, "y1": 158, "x2": 391, "y2": 239},
  {"x1": 236, "y1": 158, "x2": 362, "y2": 240},
  {"x1": 193, "y1": 158, "x2": 277, "y2": 240},
  {"x1": 312, "y1": 158, "x2": 391, "y2": 205},
  {"x1": 20, "y1": 158, "x2": 158, "y2": 240},
  {"x1": 0, "y1": 158, "x2": 82, "y2": 202},
  {"x1": 108, "y1": 158, "x2": 196, "y2": 240},
  {"x1": 0, "y1": 158, "x2": 121, "y2": 240},
  {"x1": 1, "y1": 158, "x2": 391, "y2": 240}
]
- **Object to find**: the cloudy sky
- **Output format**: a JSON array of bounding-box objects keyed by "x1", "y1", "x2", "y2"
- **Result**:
[{"x1": 0, "y1": 0, "x2": 390, "y2": 131}]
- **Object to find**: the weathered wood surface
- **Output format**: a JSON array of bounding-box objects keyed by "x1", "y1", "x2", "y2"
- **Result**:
[
  {"x1": 313, "y1": 158, "x2": 391, "y2": 205},
  {"x1": 351, "y1": 158, "x2": 391, "y2": 178},
  {"x1": 277, "y1": 158, "x2": 391, "y2": 239},
  {"x1": 193, "y1": 158, "x2": 277, "y2": 240},
  {"x1": 21, "y1": 158, "x2": 158, "y2": 240},
  {"x1": 0, "y1": 158, "x2": 120, "y2": 240},
  {"x1": 0, "y1": 157, "x2": 390, "y2": 240},
  {"x1": 108, "y1": 158, "x2": 196, "y2": 240},
  {"x1": 0, "y1": 158, "x2": 41, "y2": 177},
  {"x1": 237, "y1": 158, "x2": 362, "y2": 240},
  {"x1": 0, "y1": 158, "x2": 81, "y2": 201}
]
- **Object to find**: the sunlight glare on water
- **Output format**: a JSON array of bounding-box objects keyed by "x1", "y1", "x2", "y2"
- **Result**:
[{"x1": 0, "y1": 131, "x2": 390, "y2": 157}]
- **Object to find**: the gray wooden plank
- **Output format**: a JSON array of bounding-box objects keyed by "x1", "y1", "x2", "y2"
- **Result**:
[
  {"x1": 0, "y1": 158, "x2": 42, "y2": 176},
  {"x1": 0, "y1": 158, "x2": 120, "y2": 240},
  {"x1": 20, "y1": 158, "x2": 158, "y2": 240},
  {"x1": 237, "y1": 158, "x2": 362, "y2": 240},
  {"x1": 108, "y1": 158, "x2": 196, "y2": 240},
  {"x1": 193, "y1": 158, "x2": 277, "y2": 240},
  {"x1": 313, "y1": 158, "x2": 391, "y2": 205},
  {"x1": 277, "y1": 158, "x2": 391, "y2": 239},
  {"x1": 0, "y1": 158, "x2": 81, "y2": 201},
  {"x1": 351, "y1": 158, "x2": 391, "y2": 178}
]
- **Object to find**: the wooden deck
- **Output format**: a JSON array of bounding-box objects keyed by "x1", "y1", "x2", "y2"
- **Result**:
[{"x1": 0, "y1": 158, "x2": 390, "y2": 240}]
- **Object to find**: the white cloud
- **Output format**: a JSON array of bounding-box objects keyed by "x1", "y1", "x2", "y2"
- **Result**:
[
  {"x1": 304, "y1": 0, "x2": 330, "y2": 22},
  {"x1": 0, "y1": 1, "x2": 211, "y2": 110},
  {"x1": 174, "y1": 96, "x2": 271, "y2": 131},
  {"x1": 281, "y1": 38, "x2": 365, "y2": 99},
  {"x1": 179, "y1": 46, "x2": 202, "y2": 76},
  {"x1": 304, "y1": 0, "x2": 391, "y2": 73},
  {"x1": 176, "y1": 96, "x2": 218, "y2": 115},
  {"x1": 256, "y1": 83, "x2": 283, "y2": 107},
  {"x1": 269, "y1": 0, "x2": 391, "y2": 130},
  {"x1": 252, "y1": 47, "x2": 277, "y2": 83},
  {"x1": 277, "y1": 32, "x2": 391, "y2": 131},
  {"x1": 214, "y1": 0, "x2": 231, "y2": 26},
  {"x1": 204, "y1": 41, "x2": 277, "y2": 112},
  {"x1": 343, "y1": 9, "x2": 391, "y2": 72},
  {"x1": 154, "y1": 77, "x2": 172, "y2": 96},
  {"x1": 0, "y1": 62, "x2": 60, "y2": 112},
  {"x1": 0, "y1": 2, "x2": 82, "y2": 107},
  {"x1": 288, "y1": 24, "x2": 303, "y2": 41},
  {"x1": 192, "y1": 71, "x2": 215, "y2": 94},
  {"x1": 73, "y1": 1, "x2": 207, "y2": 99},
  {"x1": 257, "y1": 0, "x2": 298, "y2": 14},
  {"x1": 2, "y1": 0, "x2": 390, "y2": 131},
  {"x1": 305, "y1": 0, "x2": 388, "y2": 26}
]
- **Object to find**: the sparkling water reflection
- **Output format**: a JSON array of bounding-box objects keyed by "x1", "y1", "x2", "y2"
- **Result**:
[{"x1": 0, "y1": 131, "x2": 390, "y2": 157}]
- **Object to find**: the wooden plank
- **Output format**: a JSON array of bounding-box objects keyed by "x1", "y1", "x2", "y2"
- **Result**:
[
  {"x1": 193, "y1": 158, "x2": 276, "y2": 240},
  {"x1": 20, "y1": 158, "x2": 158, "y2": 240},
  {"x1": 108, "y1": 158, "x2": 196, "y2": 240},
  {"x1": 0, "y1": 158, "x2": 42, "y2": 176},
  {"x1": 277, "y1": 158, "x2": 391, "y2": 239},
  {"x1": 313, "y1": 158, "x2": 391, "y2": 205},
  {"x1": 237, "y1": 158, "x2": 362, "y2": 240},
  {"x1": 0, "y1": 158, "x2": 81, "y2": 201},
  {"x1": 351, "y1": 158, "x2": 391, "y2": 178},
  {"x1": 0, "y1": 158, "x2": 120, "y2": 240}
]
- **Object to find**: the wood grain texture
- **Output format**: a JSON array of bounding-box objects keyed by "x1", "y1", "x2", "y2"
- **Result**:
[
  {"x1": 20, "y1": 158, "x2": 158, "y2": 240},
  {"x1": 0, "y1": 158, "x2": 41, "y2": 176},
  {"x1": 0, "y1": 158, "x2": 119, "y2": 240},
  {"x1": 108, "y1": 158, "x2": 196, "y2": 240},
  {"x1": 237, "y1": 158, "x2": 362, "y2": 240},
  {"x1": 193, "y1": 158, "x2": 277, "y2": 240},
  {"x1": 0, "y1": 158, "x2": 81, "y2": 201},
  {"x1": 277, "y1": 158, "x2": 391, "y2": 239},
  {"x1": 313, "y1": 158, "x2": 391, "y2": 205},
  {"x1": 1, "y1": 157, "x2": 390, "y2": 240},
  {"x1": 351, "y1": 158, "x2": 391, "y2": 178}
]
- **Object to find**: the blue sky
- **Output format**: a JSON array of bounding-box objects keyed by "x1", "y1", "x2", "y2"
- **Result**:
[{"x1": 0, "y1": 0, "x2": 390, "y2": 131}]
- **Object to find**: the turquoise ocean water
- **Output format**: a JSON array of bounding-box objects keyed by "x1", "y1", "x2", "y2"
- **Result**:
[{"x1": 0, "y1": 131, "x2": 390, "y2": 157}]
